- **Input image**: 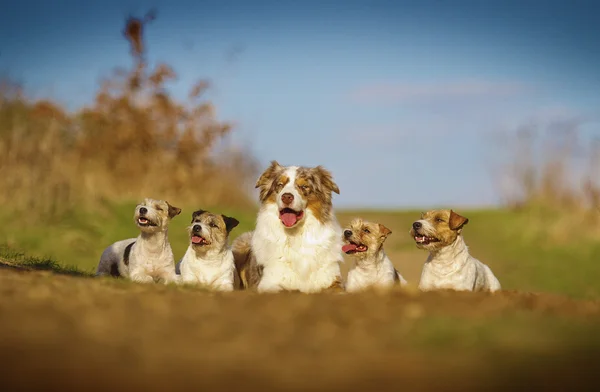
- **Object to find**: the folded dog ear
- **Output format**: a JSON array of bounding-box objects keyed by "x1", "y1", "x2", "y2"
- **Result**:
[
  {"x1": 191, "y1": 209, "x2": 207, "y2": 223},
  {"x1": 222, "y1": 215, "x2": 240, "y2": 233},
  {"x1": 166, "y1": 202, "x2": 182, "y2": 219},
  {"x1": 378, "y1": 224, "x2": 392, "y2": 239},
  {"x1": 255, "y1": 160, "x2": 284, "y2": 201},
  {"x1": 449, "y1": 210, "x2": 469, "y2": 231},
  {"x1": 312, "y1": 165, "x2": 340, "y2": 195}
]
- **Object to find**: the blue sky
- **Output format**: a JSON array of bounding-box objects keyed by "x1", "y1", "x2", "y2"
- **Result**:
[{"x1": 1, "y1": 0, "x2": 599, "y2": 208}]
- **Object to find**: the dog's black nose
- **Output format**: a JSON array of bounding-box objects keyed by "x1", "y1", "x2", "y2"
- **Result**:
[
  {"x1": 412, "y1": 222, "x2": 422, "y2": 230},
  {"x1": 139, "y1": 207, "x2": 147, "y2": 215},
  {"x1": 344, "y1": 230, "x2": 352, "y2": 238},
  {"x1": 193, "y1": 224, "x2": 201, "y2": 233}
]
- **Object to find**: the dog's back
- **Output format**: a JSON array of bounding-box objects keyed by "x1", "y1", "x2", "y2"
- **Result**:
[
  {"x1": 231, "y1": 231, "x2": 262, "y2": 290},
  {"x1": 474, "y1": 260, "x2": 501, "y2": 292},
  {"x1": 96, "y1": 238, "x2": 136, "y2": 277}
]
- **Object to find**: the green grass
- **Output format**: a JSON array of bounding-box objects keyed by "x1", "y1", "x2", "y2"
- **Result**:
[
  {"x1": 1, "y1": 204, "x2": 600, "y2": 298},
  {"x1": 0, "y1": 244, "x2": 91, "y2": 277},
  {"x1": 0, "y1": 200, "x2": 258, "y2": 273}
]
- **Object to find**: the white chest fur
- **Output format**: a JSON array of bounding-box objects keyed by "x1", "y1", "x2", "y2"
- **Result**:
[
  {"x1": 346, "y1": 252, "x2": 405, "y2": 292},
  {"x1": 252, "y1": 203, "x2": 343, "y2": 293},
  {"x1": 179, "y1": 247, "x2": 235, "y2": 291}
]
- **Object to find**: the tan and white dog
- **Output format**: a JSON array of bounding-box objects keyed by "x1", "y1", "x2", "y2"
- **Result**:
[
  {"x1": 96, "y1": 198, "x2": 181, "y2": 284},
  {"x1": 410, "y1": 209, "x2": 501, "y2": 293},
  {"x1": 176, "y1": 209, "x2": 240, "y2": 291},
  {"x1": 342, "y1": 218, "x2": 406, "y2": 292},
  {"x1": 232, "y1": 161, "x2": 344, "y2": 293}
]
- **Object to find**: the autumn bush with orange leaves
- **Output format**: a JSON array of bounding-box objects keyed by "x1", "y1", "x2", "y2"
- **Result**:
[{"x1": 0, "y1": 13, "x2": 258, "y2": 217}]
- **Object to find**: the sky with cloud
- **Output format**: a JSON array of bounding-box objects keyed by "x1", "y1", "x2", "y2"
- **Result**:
[{"x1": 1, "y1": 0, "x2": 599, "y2": 208}]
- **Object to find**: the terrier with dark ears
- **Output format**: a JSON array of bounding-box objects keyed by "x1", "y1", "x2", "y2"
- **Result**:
[{"x1": 176, "y1": 209, "x2": 240, "y2": 291}]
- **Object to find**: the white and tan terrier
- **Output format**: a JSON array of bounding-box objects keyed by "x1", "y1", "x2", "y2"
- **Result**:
[
  {"x1": 176, "y1": 209, "x2": 240, "y2": 291},
  {"x1": 410, "y1": 209, "x2": 501, "y2": 293},
  {"x1": 96, "y1": 198, "x2": 181, "y2": 284},
  {"x1": 342, "y1": 218, "x2": 407, "y2": 292}
]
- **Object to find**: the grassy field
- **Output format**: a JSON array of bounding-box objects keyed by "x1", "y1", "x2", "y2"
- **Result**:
[
  {"x1": 2, "y1": 205, "x2": 600, "y2": 390},
  {"x1": 2, "y1": 203, "x2": 600, "y2": 297}
]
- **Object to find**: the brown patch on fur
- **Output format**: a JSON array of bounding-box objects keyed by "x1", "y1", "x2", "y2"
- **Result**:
[
  {"x1": 378, "y1": 224, "x2": 392, "y2": 238},
  {"x1": 233, "y1": 266, "x2": 243, "y2": 290},
  {"x1": 166, "y1": 202, "x2": 182, "y2": 219},
  {"x1": 232, "y1": 232, "x2": 262, "y2": 290},
  {"x1": 449, "y1": 210, "x2": 469, "y2": 230},
  {"x1": 343, "y1": 218, "x2": 392, "y2": 257},
  {"x1": 322, "y1": 276, "x2": 345, "y2": 293},
  {"x1": 411, "y1": 209, "x2": 469, "y2": 251},
  {"x1": 255, "y1": 161, "x2": 286, "y2": 203},
  {"x1": 190, "y1": 210, "x2": 207, "y2": 223},
  {"x1": 296, "y1": 166, "x2": 340, "y2": 223}
]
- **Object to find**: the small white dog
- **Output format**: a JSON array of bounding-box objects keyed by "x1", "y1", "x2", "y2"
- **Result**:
[
  {"x1": 410, "y1": 209, "x2": 501, "y2": 293},
  {"x1": 176, "y1": 209, "x2": 240, "y2": 291},
  {"x1": 96, "y1": 198, "x2": 181, "y2": 284},
  {"x1": 232, "y1": 161, "x2": 344, "y2": 293},
  {"x1": 342, "y1": 218, "x2": 407, "y2": 292}
]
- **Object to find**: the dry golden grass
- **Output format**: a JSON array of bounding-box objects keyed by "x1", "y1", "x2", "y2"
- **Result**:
[
  {"x1": 0, "y1": 12, "x2": 257, "y2": 217},
  {"x1": 1, "y1": 266, "x2": 600, "y2": 391},
  {"x1": 494, "y1": 124, "x2": 600, "y2": 242}
]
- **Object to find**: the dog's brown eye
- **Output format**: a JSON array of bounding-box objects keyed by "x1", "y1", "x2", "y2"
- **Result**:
[
  {"x1": 363, "y1": 228, "x2": 370, "y2": 233},
  {"x1": 436, "y1": 218, "x2": 444, "y2": 223},
  {"x1": 209, "y1": 223, "x2": 218, "y2": 228}
]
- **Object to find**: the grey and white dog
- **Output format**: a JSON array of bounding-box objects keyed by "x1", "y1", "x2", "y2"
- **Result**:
[{"x1": 96, "y1": 198, "x2": 181, "y2": 284}]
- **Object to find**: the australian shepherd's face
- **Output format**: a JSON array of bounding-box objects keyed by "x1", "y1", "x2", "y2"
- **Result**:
[{"x1": 255, "y1": 161, "x2": 340, "y2": 228}]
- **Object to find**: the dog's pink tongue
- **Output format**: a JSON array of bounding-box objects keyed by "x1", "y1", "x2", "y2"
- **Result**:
[
  {"x1": 342, "y1": 244, "x2": 357, "y2": 253},
  {"x1": 280, "y1": 212, "x2": 298, "y2": 227},
  {"x1": 191, "y1": 236, "x2": 203, "y2": 244}
]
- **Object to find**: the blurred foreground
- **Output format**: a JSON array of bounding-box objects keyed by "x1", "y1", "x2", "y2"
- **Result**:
[{"x1": 0, "y1": 266, "x2": 599, "y2": 391}]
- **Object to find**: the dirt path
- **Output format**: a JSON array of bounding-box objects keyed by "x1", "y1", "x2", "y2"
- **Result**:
[{"x1": 2, "y1": 267, "x2": 600, "y2": 391}]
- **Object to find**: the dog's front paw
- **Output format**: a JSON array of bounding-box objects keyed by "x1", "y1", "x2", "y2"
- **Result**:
[
  {"x1": 257, "y1": 280, "x2": 284, "y2": 293},
  {"x1": 322, "y1": 277, "x2": 346, "y2": 294},
  {"x1": 130, "y1": 274, "x2": 155, "y2": 284}
]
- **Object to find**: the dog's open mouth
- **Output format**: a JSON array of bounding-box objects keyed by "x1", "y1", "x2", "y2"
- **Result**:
[
  {"x1": 137, "y1": 217, "x2": 157, "y2": 227},
  {"x1": 191, "y1": 235, "x2": 209, "y2": 246},
  {"x1": 414, "y1": 235, "x2": 439, "y2": 245},
  {"x1": 279, "y1": 208, "x2": 305, "y2": 228},
  {"x1": 342, "y1": 242, "x2": 368, "y2": 254}
]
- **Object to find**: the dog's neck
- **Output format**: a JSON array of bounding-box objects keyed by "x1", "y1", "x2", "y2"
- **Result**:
[
  {"x1": 427, "y1": 235, "x2": 469, "y2": 266},
  {"x1": 353, "y1": 248, "x2": 387, "y2": 270},
  {"x1": 192, "y1": 243, "x2": 229, "y2": 263},
  {"x1": 138, "y1": 229, "x2": 170, "y2": 254}
]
